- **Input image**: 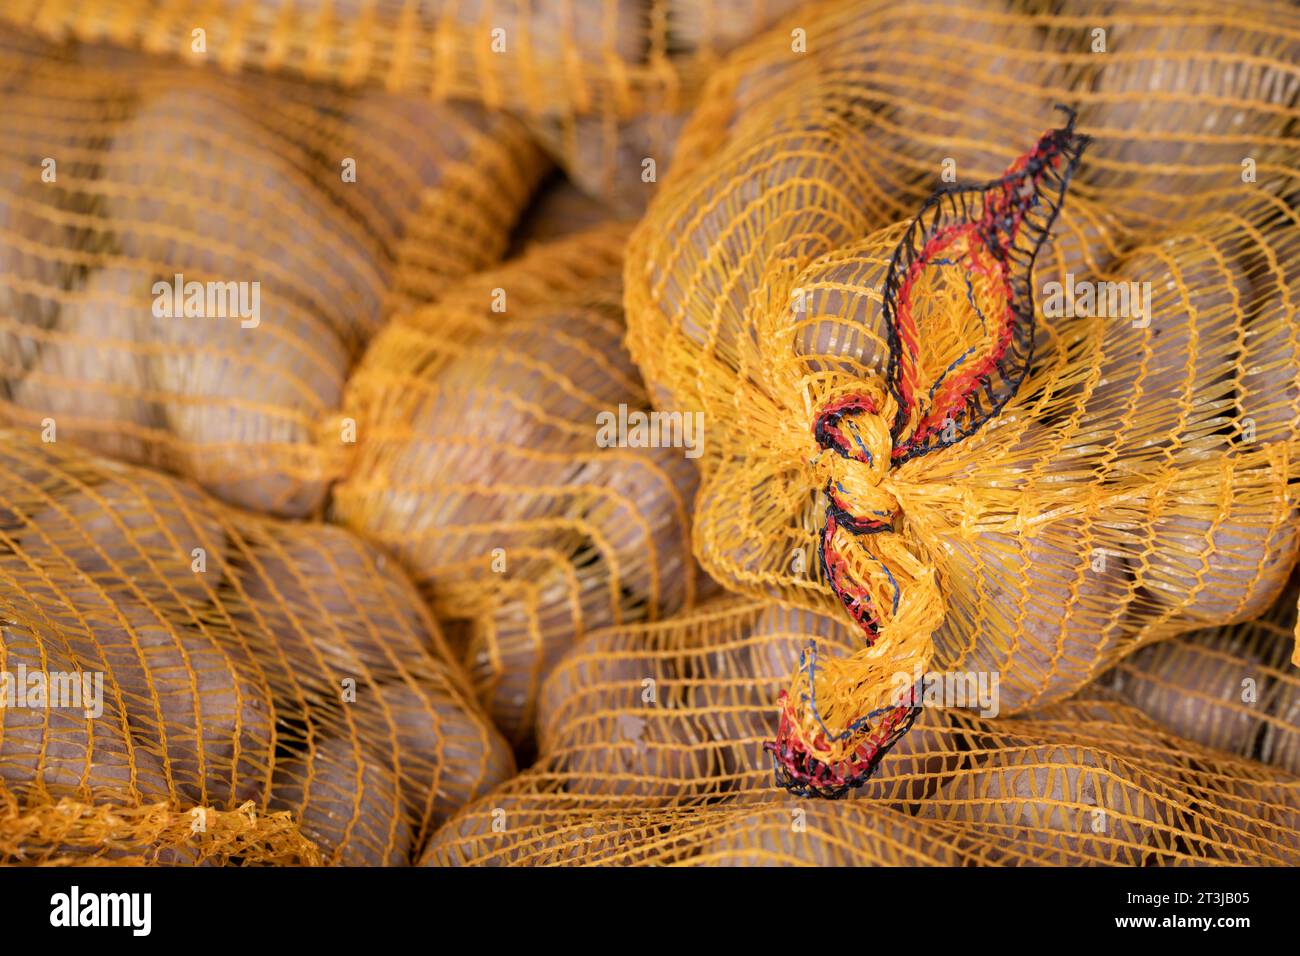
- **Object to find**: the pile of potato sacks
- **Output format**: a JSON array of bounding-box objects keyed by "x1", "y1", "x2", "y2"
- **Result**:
[
  {"x1": 0, "y1": 15, "x2": 710, "y2": 864},
  {"x1": 1, "y1": 0, "x2": 1299, "y2": 866}
]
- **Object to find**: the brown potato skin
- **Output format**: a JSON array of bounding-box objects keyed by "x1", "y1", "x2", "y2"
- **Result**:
[
  {"x1": 10, "y1": 268, "x2": 159, "y2": 464},
  {"x1": 16, "y1": 470, "x2": 228, "y2": 604},
  {"x1": 268, "y1": 735, "x2": 411, "y2": 867},
  {"x1": 0, "y1": 621, "x2": 174, "y2": 806},
  {"x1": 919, "y1": 744, "x2": 1167, "y2": 865},
  {"x1": 104, "y1": 80, "x2": 384, "y2": 350}
]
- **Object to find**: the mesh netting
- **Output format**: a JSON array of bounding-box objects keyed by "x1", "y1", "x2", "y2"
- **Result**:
[
  {"x1": 0, "y1": 29, "x2": 547, "y2": 518},
  {"x1": 0, "y1": 2, "x2": 808, "y2": 211},
  {"x1": 0, "y1": 436, "x2": 512, "y2": 864},
  {"x1": 2, "y1": 0, "x2": 1300, "y2": 866},
  {"x1": 624, "y1": 0, "x2": 1300, "y2": 791},
  {"x1": 421, "y1": 595, "x2": 1299, "y2": 865},
  {"x1": 332, "y1": 223, "x2": 705, "y2": 746},
  {"x1": 1102, "y1": 576, "x2": 1300, "y2": 774},
  {"x1": 660, "y1": 0, "x2": 1300, "y2": 230}
]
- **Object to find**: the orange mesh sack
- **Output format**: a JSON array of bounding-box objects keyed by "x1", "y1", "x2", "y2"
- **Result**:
[
  {"x1": 0, "y1": 434, "x2": 512, "y2": 865},
  {"x1": 659, "y1": 0, "x2": 1299, "y2": 231},
  {"x1": 333, "y1": 223, "x2": 704, "y2": 747},
  {"x1": 1102, "y1": 575, "x2": 1300, "y2": 774},
  {"x1": 0, "y1": 2, "x2": 812, "y2": 210},
  {"x1": 624, "y1": 0, "x2": 1300, "y2": 795},
  {"x1": 0, "y1": 30, "x2": 546, "y2": 518},
  {"x1": 421, "y1": 597, "x2": 1299, "y2": 866}
]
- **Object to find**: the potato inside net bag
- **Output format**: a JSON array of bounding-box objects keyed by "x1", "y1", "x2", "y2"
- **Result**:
[
  {"x1": 662, "y1": 0, "x2": 1299, "y2": 233},
  {"x1": 0, "y1": 435, "x2": 512, "y2": 865},
  {"x1": 1101, "y1": 573, "x2": 1300, "y2": 775},
  {"x1": 625, "y1": 0, "x2": 1300, "y2": 797},
  {"x1": 420, "y1": 597, "x2": 1300, "y2": 866},
  {"x1": 333, "y1": 223, "x2": 703, "y2": 747},
  {"x1": 0, "y1": 30, "x2": 546, "y2": 518}
]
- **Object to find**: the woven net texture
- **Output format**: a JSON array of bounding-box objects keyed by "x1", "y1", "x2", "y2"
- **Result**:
[
  {"x1": 624, "y1": 0, "x2": 1300, "y2": 793},
  {"x1": 1, "y1": 0, "x2": 1299, "y2": 866},
  {"x1": 333, "y1": 222, "x2": 705, "y2": 746},
  {"x1": 423, "y1": 593, "x2": 1299, "y2": 865},
  {"x1": 0, "y1": 28, "x2": 548, "y2": 519},
  {"x1": 0, "y1": 436, "x2": 512, "y2": 864},
  {"x1": 0, "y1": 1, "x2": 805, "y2": 212}
]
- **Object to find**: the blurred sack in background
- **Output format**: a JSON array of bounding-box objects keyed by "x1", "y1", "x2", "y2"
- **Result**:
[
  {"x1": 0, "y1": 0, "x2": 808, "y2": 213},
  {"x1": 0, "y1": 29, "x2": 547, "y2": 517},
  {"x1": 0, "y1": 437, "x2": 512, "y2": 864}
]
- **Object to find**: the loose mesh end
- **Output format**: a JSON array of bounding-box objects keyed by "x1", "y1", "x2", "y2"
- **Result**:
[
  {"x1": 768, "y1": 686, "x2": 921, "y2": 799},
  {"x1": 0, "y1": 789, "x2": 320, "y2": 866}
]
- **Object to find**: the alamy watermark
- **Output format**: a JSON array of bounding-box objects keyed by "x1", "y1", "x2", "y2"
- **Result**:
[
  {"x1": 1, "y1": 665, "x2": 104, "y2": 719},
  {"x1": 50, "y1": 886, "x2": 151, "y2": 936},
  {"x1": 595, "y1": 404, "x2": 704, "y2": 459},
  {"x1": 1041, "y1": 273, "x2": 1152, "y2": 328},
  {"x1": 890, "y1": 665, "x2": 1000, "y2": 717},
  {"x1": 152, "y1": 272, "x2": 260, "y2": 328}
]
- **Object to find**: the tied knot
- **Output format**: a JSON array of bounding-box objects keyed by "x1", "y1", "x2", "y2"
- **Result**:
[
  {"x1": 812, "y1": 393, "x2": 898, "y2": 533},
  {"x1": 769, "y1": 111, "x2": 1090, "y2": 798}
]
